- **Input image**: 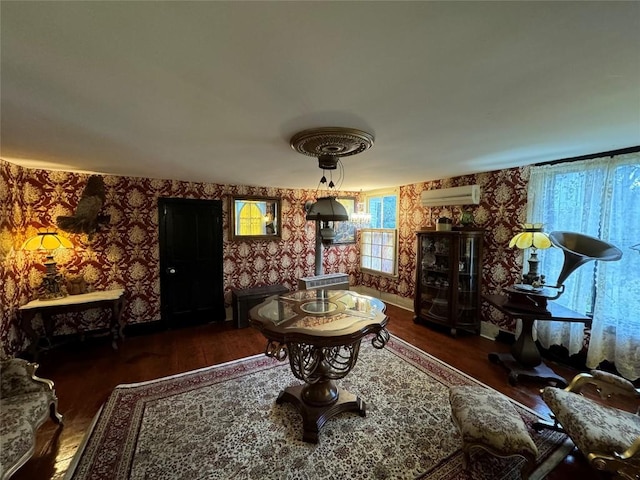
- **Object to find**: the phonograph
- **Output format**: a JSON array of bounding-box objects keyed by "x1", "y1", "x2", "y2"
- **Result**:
[{"x1": 506, "y1": 227, "x2": 623, "y2": 314}]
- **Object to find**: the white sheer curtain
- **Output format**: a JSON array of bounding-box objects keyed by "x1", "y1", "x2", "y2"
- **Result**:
[{"x1": 528, "y1": 152, "x2": 640, "y2": 380}]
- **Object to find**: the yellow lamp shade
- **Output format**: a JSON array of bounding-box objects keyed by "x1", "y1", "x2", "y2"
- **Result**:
[
  {"x1": 21, "y1": 232, "x2": 73, "y2": 251},
  {"x1": 509, "y1": 223, "x2": 551, "y2": 250}
]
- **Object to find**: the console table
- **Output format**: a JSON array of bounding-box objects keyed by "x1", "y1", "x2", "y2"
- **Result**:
[
  {"x1": 19, "y1": 289, "x2": 126, "y2": 359},
  {"x1": 483, "y1": 293, "x2": 589, "y2": 387},
  {"x1": 250, "y1": 289, "x2": 389, "y2": 443}
]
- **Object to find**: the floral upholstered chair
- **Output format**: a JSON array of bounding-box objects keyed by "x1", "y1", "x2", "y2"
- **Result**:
[
  {"x1": 449, "y1": 386, "x2": 539, "y2": 479},
  {"x1": 0, "y1": 358, "x2": 63, "y2": 480},
  {"x1": 534, "y1": 370, "x2": 640, "y2": 480}
]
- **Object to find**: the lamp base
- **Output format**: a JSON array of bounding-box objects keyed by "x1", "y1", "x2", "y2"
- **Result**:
[
  {"x1": 38, "y1": 257, "x2": 67, "y2": 300},
  {"x1": 39, "y1": 273, "x2": 67, "y2": 300},
  {"x1": 521, "y1": 252, "x2": 545, "y2": 286}
]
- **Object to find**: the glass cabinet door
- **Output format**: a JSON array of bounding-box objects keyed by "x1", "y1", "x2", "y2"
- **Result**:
[
  {"x1": 415, "y1": 229, "x2": 483, "y2": 336},
  {"x1": 456, "y1": 235, "x2": 480, "y2": 324},
  {"x1": 419, "y1": 234, "x2": 452, "y2": 321}
]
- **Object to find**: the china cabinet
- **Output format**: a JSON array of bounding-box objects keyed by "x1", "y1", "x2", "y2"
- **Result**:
[{"x1": 414, "y1": 229, "x2": 484, "y2": 335}]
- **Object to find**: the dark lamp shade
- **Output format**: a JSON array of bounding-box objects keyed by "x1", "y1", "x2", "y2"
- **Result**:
[
  {"x1": 21, "y1": 232, "x2": 73, "y2": 251},
  {"x1": 306, "y1": 197, "x2": 349, "y2": 222}
]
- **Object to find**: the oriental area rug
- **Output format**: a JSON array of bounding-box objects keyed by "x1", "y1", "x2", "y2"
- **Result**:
[{"x1": 64, "y1": 335, "x2": 571, "y2": 480}]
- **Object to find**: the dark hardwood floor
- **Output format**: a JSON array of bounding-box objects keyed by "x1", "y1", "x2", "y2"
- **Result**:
[{"x1": 15, "y1": 303, "x2": 603, "y2": 479}]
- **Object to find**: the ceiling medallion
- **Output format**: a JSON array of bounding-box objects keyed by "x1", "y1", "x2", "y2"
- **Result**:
[{"x1": 290, "y1": 127, "x2": 374, "y2": 169}]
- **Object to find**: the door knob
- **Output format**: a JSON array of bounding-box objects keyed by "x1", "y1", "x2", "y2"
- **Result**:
[{"x1": 167, "y1": 267, "x2": 176, "y2": 274}]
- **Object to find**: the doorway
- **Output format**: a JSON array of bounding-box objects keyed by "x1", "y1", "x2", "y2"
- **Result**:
[{"x1": 158, "y1": 198, "x2": 225, "y2": 326}]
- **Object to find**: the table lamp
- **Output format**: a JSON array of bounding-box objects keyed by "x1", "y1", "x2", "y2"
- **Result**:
[
  {"x1": 509, "y1": 223, "x2": 552, "y2": 286},
  {"x1": 21, "y1": 231, "x2": 73, "y2": 299}
]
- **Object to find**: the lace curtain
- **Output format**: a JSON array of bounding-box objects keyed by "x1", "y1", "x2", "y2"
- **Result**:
[{"x1": 527, "y1": 152, "x2": 640, "y2": 380}]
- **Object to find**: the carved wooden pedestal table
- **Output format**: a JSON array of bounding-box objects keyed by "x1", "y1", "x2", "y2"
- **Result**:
[{"x1": 250, "y1": 289, "x2": 389, "y2": 443}]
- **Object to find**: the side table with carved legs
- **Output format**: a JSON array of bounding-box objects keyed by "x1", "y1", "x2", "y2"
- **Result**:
[{"x1": 19, "y1": 289, "x2": 126, "y2": 360}]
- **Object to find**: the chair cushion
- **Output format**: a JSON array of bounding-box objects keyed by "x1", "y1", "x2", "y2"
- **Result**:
[
  {"x1": 0, "y1": 391, "x2": 53, "y2": 480},
  {"x1": 0, "y1": 415, "x2": 35, "y2": 480},
  {"x1": 450, "y1": 386, "x2": 538, "y2": 458},
  {"x1": 543, "y1": 386, "x2": 640, "y2": 456}
]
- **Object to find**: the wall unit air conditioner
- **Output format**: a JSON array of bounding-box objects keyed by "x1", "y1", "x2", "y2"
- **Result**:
[
  {"x1": 298, "y1": 273, "x2": 350, "y2": 291},
  {"x1": 420, "y1": 185, "x2": 481, "y2": 207}
]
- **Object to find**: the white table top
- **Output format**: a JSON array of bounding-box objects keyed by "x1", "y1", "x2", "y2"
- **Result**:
[{"x1": 19, "y1": 289, "x2": 125, "y2": 310}]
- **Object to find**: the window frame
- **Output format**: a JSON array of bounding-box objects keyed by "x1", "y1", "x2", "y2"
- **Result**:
[
  {"x1": 359, "y1": 188, "x2": 399, "y2": 277},
  {"x1": 359, "y1": 227, "x2": 398, "y2": 278},
  {"x1": 364, "y1": 187, "x2": 399, "y2": 229}
]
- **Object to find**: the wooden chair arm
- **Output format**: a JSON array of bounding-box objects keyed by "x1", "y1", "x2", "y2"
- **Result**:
[
  {"x1": 26, "y1": 361, "x2": 55, "y2": 391},
  {"x1": 616, "y1": 435, "x2": 640, "y2": 461},
  {"x1": 565, "y1": 370, "x2": 640, "y2": 401}
]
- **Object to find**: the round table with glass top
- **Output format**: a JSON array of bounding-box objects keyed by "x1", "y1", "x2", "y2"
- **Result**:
[{"x1": 249, "y1": 289, "x2": 389, "y2": 443}]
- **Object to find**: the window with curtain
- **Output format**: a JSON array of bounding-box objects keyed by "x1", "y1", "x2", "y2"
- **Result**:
[{"x1": 527, "y1": 152, "x2": 640, "y2": 380}]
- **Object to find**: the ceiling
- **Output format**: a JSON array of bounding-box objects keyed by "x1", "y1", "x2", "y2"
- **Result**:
[{"x1": 2, "y1": 1, "x2": 639, "y2": 191}]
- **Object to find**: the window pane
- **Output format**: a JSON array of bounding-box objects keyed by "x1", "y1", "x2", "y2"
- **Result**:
[
  {"x1": 359, "y1": 228, "x2": 397, "y2": 277},
  {"x1": 382, "y1": 259, "x2": 393, "y2": 274},
  {"x1": 369, "y1": 198, "x2": 382, "y2": 228},
  {"x1": 372, "y1": 257, "x2": 382, "y2": 270},
  {"x1": 382, "y1": 195, "x2": 397, "y2": 228}
]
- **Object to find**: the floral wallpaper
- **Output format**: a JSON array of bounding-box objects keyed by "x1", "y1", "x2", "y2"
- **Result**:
[
  {"x1": 360, "y1": 168, "x2": 529, "y2": 330},
  {"x1": 1, "y1": 159, "x2": 526, "y2": 358}
]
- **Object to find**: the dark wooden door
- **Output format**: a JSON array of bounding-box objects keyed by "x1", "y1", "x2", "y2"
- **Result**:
[{"x1": 158, "y1": 198, "x2": 225, "y2": 326}]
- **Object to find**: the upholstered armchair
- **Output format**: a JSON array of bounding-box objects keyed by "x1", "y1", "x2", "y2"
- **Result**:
[
  {"x1": 1, "y1": 358, "x2": 63, "y2": 480},
  {"x1": 534, "y1": 370, "x2": 640, "y2": 480}
]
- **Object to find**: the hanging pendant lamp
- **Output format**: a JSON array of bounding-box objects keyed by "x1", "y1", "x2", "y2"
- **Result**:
[
  {"x1": 305, "y1": 197, "x2": 349, "y2": 222},
  {"x1": 291, "y1": 126, "x2": 374, "y2": 274}
]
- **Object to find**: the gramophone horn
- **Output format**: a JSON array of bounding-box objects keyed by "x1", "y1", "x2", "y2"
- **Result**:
[{"x1": 549, "y1": 231, "x2": 623, "y2": 287}]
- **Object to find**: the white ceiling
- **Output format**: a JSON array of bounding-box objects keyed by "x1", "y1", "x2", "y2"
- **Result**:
[{"x1": 2, "y1": 1, "x2": 639, "y2": 191}]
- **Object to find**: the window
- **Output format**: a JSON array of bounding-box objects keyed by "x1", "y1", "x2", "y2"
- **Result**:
[
  {"x1": 360, "y1": 228, "x2": 398, "y2": 276},
  {"x1": 528, "y1": 152, "x2": 640, "y2": 380},
  {"x1": 360, "y1": 188, "x2": 399, "y2": 276},
  {"x1": 366, "y1": 189, "x2": 398, "y2": 229}
]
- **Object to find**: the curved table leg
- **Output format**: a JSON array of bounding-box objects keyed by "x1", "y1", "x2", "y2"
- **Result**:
[
  {"x1": 20, "y1": 311, "x2": 40, "y2": 360},
  {"x1": 488, "y1": 352, "x2": 567, "y2": 387},
  {"x1": 278, "y1": 341, "x2": 367, "y2": 443},
  {"x1": 263, "y1": 328, "x2": 390, "y2": 443},
  {"x1": 110, "y1": 295, "x2": 126, "y2": 349},
  {"x1": 488, "y1": 317, "x2": 567, "y2": 387},
  {"x1": 277, "y1": 384, "x2": 366, "y2": 444}
]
